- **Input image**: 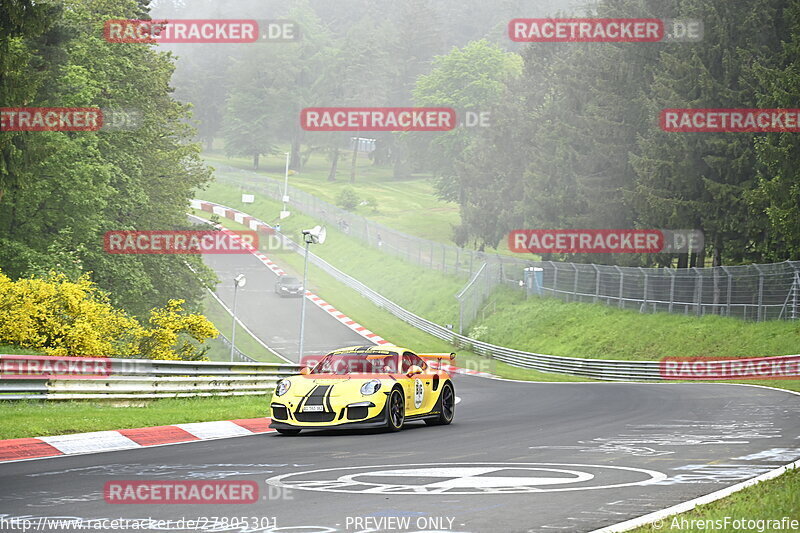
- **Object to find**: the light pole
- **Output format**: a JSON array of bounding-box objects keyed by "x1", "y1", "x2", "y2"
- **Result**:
[
  {"x1": 230, "y1": 274, "x2": 246, "y2": 362},
  {"x1": 298, "y1": 226, "x2": 326, "y2": 360},
  {"x1": 281, "y1": 152, "x2": 290, "y2": 218}
]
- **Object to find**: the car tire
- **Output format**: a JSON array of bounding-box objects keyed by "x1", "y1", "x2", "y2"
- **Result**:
[
  {"x1": 275, "y1": 428, "x2": 301, "y2": 436},
  {"x1": 386, "y1": 388, "x2": 405, "y2": 432},
  {"x1": 425, "y1": 381, "x2": 455, "y2": 426}
]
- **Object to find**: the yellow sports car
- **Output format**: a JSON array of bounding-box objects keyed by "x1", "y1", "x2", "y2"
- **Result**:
[{"x1": 269, "y1": 345, "x2": 456, "y2": 435}]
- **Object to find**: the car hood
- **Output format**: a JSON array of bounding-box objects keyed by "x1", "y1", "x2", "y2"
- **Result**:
[{"x1": 282, "y1": 375, "x2": 392, "y2": 398}]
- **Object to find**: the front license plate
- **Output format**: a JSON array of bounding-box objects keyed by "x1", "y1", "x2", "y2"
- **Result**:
[{"x1": 303, "y1": 405, "x2": 324, "y2": 412}]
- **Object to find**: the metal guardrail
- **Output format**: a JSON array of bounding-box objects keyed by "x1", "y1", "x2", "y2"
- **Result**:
[
  {"x1": 195, "y1": 201, "x2": 670, "y2": 381},
  {"x1": 0, "y1": 356, "x2": 302, "y2": 400},
  {"x1": 197, "y1": 200, "x2": 800, "y2": 381},
  {"x1": 212, "y1": 164, "x2": 800, "y2": 321}
]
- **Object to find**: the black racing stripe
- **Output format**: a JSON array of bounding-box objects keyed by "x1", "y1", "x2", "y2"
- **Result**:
[
  {"x1": 297, "y1": 385, "x2": 318, "y2": 411},
  {"x1": 324, "y1": 386, "x2": 334, "y2": 412},
  {"x1": 304, "y1": 385, "x2": 331, "y2": 407}
]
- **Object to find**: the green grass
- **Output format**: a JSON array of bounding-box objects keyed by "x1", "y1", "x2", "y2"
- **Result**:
[
  {"x1": 192, "y1": 205, "x2": 590, "y2": 385},
  {"x1": 195, "y1": 181, "x2": 465, "y2": 326},
  {"x1": 632, "y1": 467, "x2": 799, "y2": 532},
  {"x1": 478, "y1": 288, "x2": 800, "y2": 361},
  {"x1": 194, "y1": 181, "x2": 800, "y2": 363},
  {"x1": 0, "y1": 344, "x2": 43, "y2": 355},
  {"x1": 202, "y1": 292, "x2": 287, "y2": 363},
  {"x1": 204, "y1": 149, "x2": 463, "y2": 245},
  {"x1": 194, "y1": 182, "x2": 800, "y2": 394},
  {"x1": 0, "y1": 395, "x2": 271, "y2": 440}
]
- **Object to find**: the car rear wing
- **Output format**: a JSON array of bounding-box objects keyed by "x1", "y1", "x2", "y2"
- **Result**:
[{"x1": 418, "y1": 352, "x2": 456, "y2": 360}]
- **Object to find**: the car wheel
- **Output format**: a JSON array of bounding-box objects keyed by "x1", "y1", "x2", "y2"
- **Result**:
[
  {"x1": 275, "y1": 428, "x2": 301, "y2": 436},
  {"x1": 386, "y1": 388, "x2": 405, "y2": 432},
  {"x1": 425, "y1": 381, "x2": 455, "y2": 426}
]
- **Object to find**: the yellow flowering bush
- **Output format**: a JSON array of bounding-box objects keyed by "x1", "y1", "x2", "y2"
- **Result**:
[
  {"x1": 136, "y1": 299, "x2": 220, "y2": 361},
  {"x1": 0, "y1": 270, "x2": 218, "y2": 360}
]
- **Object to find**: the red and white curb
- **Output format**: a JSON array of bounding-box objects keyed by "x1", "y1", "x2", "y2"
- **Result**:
[
  {"x1": 0, "y1": 418, "x2": 274, "y2": 464},
  {"x1": 190, "y1": 199, "x2": 391, "y2": 346}
]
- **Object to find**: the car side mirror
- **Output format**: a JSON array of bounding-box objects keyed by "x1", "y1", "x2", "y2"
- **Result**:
[
  {"x1": 300, "y1": 367, "x2": 311, "y2": 375},
  {"x1": 406, "y1": 365, "x2": 423, "y2": 377}
]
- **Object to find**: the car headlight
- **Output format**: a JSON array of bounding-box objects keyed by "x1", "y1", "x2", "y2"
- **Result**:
[
  {"x1": 275, "y1": 379, "x2": 291, "y2": 396},
  {"x1": 360, "y1": 379, "x2": 381, "y2": 396}
]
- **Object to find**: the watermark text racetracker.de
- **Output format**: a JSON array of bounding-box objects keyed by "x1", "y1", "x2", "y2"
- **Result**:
[
  {"x1": 661, "y1": 108, "x2": 800, "y2": 132},
  {"x1": 103, "y1": 230, "x2": 258, "y2": 254},
  {"x1": 508, "y1": 229, "x2": 704, "y2": 254},
  {"x1": 509, "y1": 18, "x2": 703, "y2": 42},
  {"x1": 104, "y1": 19, "x2": 298, "y2": 43},
  {"x1": 660, "y1": 355, "x2": 800, "y2": 380},
  {"x1": 0, "y1": 515, "x2": 277, "y2": 532},
  {"x1": 1, "y1": 107, "x2": 141, "y2": 131},
  {"x1": 301, "y1": 107, "x2": 456, "y2": 132},
  {"x1": 104, "y1": 480, "x2": 258, "y2": 504}
]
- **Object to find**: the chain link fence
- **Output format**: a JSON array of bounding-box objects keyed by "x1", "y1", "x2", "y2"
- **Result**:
[
  {"x1": 455, "y1": 262, "x2": 504, "y2": 334},
  {"x1": 212, "y1": 164, "x2": 530, "y2": 280},
  {"x1": 527, "y1": 261, "x2": 800, "y2": 321},
  {"x1": 210, "y1": 163, "x2": 800, "y2": 322}
]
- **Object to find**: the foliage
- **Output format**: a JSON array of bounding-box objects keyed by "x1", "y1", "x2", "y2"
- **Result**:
[
  {"x1": 0, "y1": 0, "x2": 215, "y2": 317},
  {"x1": 0, "y1": 270, "x2": 217, "y2": 359},
  {"x1": 336, "y1": 186, "x2": 360, "y2": 211}
]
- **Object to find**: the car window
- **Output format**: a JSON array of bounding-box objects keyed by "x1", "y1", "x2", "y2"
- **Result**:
[{"x1": 402, "y1": 352, "x2": 426, "y2": 371}]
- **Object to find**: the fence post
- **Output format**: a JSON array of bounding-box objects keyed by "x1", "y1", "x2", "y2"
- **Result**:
[
  {"x1": 442, "y1": 245, "x2": 446, "y2": 273},
  {"x1": 792, "y1": 271, "x2": 800, "y2": 320},
  {"x1": 640, "y1": 267, "x2": 648, "y2": 313},
  {"x1": 571, "y1": 263, "x2": 579, "y2": 302},
  {"x1": 615, "y1": 265, "x2": 624, "y2": 309},
  {"x1": 755, "y1": 264, "x2": 765, "y2": 321},
  {"x1": 721, "y1": 266, "x2": 732, "y2": 317},
  {"x1": 668, "y1": 269, "x2": 675, "y2": 313},
  {"x1": 693, "y1": 267, "x2": 703, "y2": 316},
  {"x1": 593, "y1": 264, "x2": 600, "y2": 304},
  {"x1": 552, "y1": 262, "x2": 559, "y2": 299}
]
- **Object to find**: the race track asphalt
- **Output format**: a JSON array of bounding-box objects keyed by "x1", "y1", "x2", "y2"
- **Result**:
[{"x1": 1, "y1": 223, "x2": 798, "y2": 532}]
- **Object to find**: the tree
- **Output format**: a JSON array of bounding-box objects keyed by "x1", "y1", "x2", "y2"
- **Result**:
[{"x1": 412, "y1": 39, "x2": 523, "y2": 203}]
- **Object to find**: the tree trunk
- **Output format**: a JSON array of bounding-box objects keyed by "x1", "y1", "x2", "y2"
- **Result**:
[
  {"x1": 677, "y1": 253, "x2": 688, "y2": 269},
  {"x1": 252, "y1": 153, "x2": 259, "y2": 170},
  {"x1": 328, "y1": 147, "x2": 339, "y2": 181}
]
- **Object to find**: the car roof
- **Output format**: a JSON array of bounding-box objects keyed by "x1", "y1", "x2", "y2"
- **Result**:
[{"x1": 326, "y1": 345, "x2": 411, "y2": 356}]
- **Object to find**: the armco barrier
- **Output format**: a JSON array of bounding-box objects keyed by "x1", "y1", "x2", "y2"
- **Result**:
[
  {"x1": 0, "y1": 355, "x2": 302, "y2": 400},
  {"x1": 193, "y1": 200, "x2": 800, "y2": 382}
]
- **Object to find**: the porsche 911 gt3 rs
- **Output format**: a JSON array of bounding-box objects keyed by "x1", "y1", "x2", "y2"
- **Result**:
[{"x1": 269, "y1": 345, "x2": 456, "y2": 435}]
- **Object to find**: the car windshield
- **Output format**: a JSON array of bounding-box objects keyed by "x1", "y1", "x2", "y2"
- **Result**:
[
  {"x1": 311, "y1": 353, "x2": 398, "y2": 375},
  {"x1": 281, "y1": 277, "x2": 300, "y2": 285}
]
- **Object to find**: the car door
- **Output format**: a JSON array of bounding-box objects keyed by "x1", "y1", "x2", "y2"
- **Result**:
[{"x1": 400, "y1": 352, "x2": 436, "y2": 416}]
